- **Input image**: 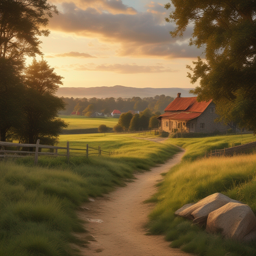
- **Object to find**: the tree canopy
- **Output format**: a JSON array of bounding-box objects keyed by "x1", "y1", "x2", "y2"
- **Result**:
[
  {"x1": 0, "y1": 0, "x2": 57, "y2": 60},
  {"x1": 166, "y1": 0, "x2": 256, "y2": 131}
]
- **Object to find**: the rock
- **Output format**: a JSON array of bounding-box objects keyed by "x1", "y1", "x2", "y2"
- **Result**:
[
  {"x1": 243, "y1": 230, "x2": 256, "y2": 242},
  {"x1": 175, "y1": 193, "x2": 236, "y2": 223},
  {"x1": 206, "y1": 202, "x2": 256, "y2": 240},
  {"x1": 175, "y1": 203, "x2": 194, "y2": 216}
]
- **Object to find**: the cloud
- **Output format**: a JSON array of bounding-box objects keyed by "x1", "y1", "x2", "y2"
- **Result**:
[
  {"x1": 50, "y1": 0, "x2": 137, "y2": 15},
  {"x1": 58, "y1": 63, "x2": 176, "y2": 73},
  {"x1": 48, "y1": 1, "x2": 203, "y2": 58},
  {"x1": 46, "y1": 51, "x2": 96, "y2": 58}
]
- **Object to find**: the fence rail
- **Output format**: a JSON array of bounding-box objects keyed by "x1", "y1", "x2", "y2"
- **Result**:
[
  {"x1": 0, "y1": 140, "x2": 113, "y2": 164},
  {"x1": 207, "y1": 141, "x2": 256, "y2": 157}
]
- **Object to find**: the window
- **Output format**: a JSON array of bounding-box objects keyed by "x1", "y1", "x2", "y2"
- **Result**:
[
  {"x1": 191, "y1": 123, "x2": 194, "y2": 129},
  {"x1": 210, "y1": 107, "x2": 215, "y2": 113},
  {"x1": 178, "y1": 123, "x2": 181, "y2": 128},
  {"x1": 200, "y1": 123, "x2": 205, "y2": 129},
  {"x1": 166, "y1": 121, "x2": 169, "y2": 127}
]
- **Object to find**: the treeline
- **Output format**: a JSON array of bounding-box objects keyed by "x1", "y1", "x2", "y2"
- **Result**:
[
  {"x1": 113, "y1": 109, "x2": 159, "y2": 132},
  {"x1": 60, "y1": 95, "x2": 174, "y2": 116}
]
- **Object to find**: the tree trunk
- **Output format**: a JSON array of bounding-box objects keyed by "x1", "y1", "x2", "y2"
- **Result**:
[{"x1": 0, "y1": 128, "x2": 6, "y2": 142}]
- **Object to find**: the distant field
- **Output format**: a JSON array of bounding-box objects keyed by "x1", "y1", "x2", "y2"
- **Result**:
[{"x1": 60, "y1": 115, "x2": 118, "y2": 130}]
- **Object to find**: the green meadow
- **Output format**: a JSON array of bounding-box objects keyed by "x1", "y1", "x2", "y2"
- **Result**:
[
  {"x1": 60, "y1": 115, "x2": 118, "y2": 130},
  {"x1": 147, "y1": 134, "x2": 256, "y2": 256},
  {"x1": 0, "y1": 133, "x2": 179, "y2": 256}
]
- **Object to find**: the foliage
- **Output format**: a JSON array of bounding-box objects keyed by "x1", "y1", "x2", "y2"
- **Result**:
[
  {"x1": 118, "y1": 112, "x2": 133, "y2": 131},
  {"x1": 98, "y1": 124, "x2": 108, "y2": 133},
  {"x1": 166, "y1": 0, "x2": 256, "y2": 132},
  {"x1": 60, "y1": 95, "x2": 174, "y2": 115},
  {"x1": 16, "y1": 60, "x2": 67, "y2": 144},
  {"x1": 129, "y1": 114, "x2": 140, "y2": 131},
  {"x1": 82, "y1": 104, "x2": 94, "y2": 116},
  {"x1": 113, "y1": 124, "x2": 123, "y2": 133},
  {"x1": 139, "y1": 115, "x2": 150, "y2": 130},
  {"x1": 0, "y1": 0, "x2": 57, "y2": 60},
  {"x1": 149, "y1": 116, "x2": 159, "y2": 129},
  {"x1": 0, "y1": 58, "x2": 25, "y2": 141}
]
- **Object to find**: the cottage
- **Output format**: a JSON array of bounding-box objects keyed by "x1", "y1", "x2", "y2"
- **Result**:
[
  {"x1": 111, "y1": 109, "x2": 121, "y2": 118},
  {"x1": 158, "y1": 93, "x2": 229, "y2": 134}
]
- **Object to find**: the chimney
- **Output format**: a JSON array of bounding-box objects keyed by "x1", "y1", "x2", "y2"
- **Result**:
[{"x1": 177, "y1": 93, "x2": 181, "y2": 98}]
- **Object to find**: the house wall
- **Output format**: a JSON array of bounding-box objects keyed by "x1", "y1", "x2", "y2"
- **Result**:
[
  {"x1": 194, "y1": 102, "x2": 228, "y2": 133},
  {"x1": 161, "y1": 118, "x2": 170, "y2": 132}
]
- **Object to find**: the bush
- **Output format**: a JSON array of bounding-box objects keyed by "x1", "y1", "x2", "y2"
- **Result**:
[
  {"x1": 98, "y1": 124, "x2": 108, "y2": 133},
  {"x1": 149, "y1": 116, "x2": 159, "y2": 129},
  {"x1": 113, "y1": 124, "x2": 123, "y2": 132}
]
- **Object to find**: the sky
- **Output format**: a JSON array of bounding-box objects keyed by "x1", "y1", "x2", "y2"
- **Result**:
[{"x1": 40, "y1": 0, "x2": 204, "y2": 89}]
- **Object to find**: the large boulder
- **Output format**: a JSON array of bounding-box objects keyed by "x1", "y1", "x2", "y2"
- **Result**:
[
  {"x1": 206, "y1": 202, "x2": 256, "y2": 240},
  {"x1": 175, "y1": 193, "x2": 237, "y2": 224}
]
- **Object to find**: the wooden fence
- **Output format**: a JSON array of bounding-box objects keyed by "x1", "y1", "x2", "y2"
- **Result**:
[
  {"x1": 0, "y1": 140, "x2": 112, "y2": 165},
  {"x1": 207, "y1": 141, "x2": 256, "y2": 157}
]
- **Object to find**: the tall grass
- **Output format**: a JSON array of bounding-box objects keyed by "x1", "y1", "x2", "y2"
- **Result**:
[
  {"x1": 169, "y1": 133, "x2": 256, "y2": 161},
  {"x1": 0, "y1": 133, "x2": 180, "y2": 256},
  {"x1": 147, "y1": 143, "x2": 256, "y2": 255}
]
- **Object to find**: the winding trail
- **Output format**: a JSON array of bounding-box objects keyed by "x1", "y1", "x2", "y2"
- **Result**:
[{"x1": 77, "y1": 150, "x2": 190, "y2": 256}]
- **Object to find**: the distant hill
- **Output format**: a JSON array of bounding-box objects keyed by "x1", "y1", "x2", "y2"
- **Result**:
[{"x1": 56, "y1": 85, "x2": 194, "y2": 98}]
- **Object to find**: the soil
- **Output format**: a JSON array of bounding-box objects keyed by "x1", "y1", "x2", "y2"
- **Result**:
[{"x1": 77, "y1": 150, "x2": 190, "y2": 256}]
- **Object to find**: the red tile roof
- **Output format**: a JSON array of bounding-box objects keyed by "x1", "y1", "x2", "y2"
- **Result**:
[
  {"x1": 112, "y1": 110, "x2": 121, "y2": 114},
  {"x1": 159, "y1": 96, "x2": 213, "y2": 121},
  {"x1": 165, "y1": 97, "x2": 212, "y2": 113},
  {"x1": 159, "y1": 112, "x2": 201, "y2": 121}
]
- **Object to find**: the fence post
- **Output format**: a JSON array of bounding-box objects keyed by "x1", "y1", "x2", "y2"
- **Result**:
[
  {"x1": 55, "y1": 148, "x2": 58, "y2": 156},
  {"x1": 34, "y1": 139, "x2": 40, "y2": 165},
  {"x1": 86, "y1": 144, "x2": 89, "y2": 158},
  {"x1": 224, "y1": 148, "x2": 226, "y2": 156},
  {"x1": 98, "y1": 146, "x2": 101, "y2": 156},
  {"x1": 67, "y1": 141, "x2": 70, "y2": 163}
]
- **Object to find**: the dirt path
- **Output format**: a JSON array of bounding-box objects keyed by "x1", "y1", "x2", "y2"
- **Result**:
[{"x1": 77, "y1": 150, "x2": 190, "y2": 256}]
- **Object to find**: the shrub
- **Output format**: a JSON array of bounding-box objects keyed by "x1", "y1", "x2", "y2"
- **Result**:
[
  {"x1": 113, "y1": 124, "x2": 123, "y2": 132},
  {"x1": 98, "y1": 124, "x2": 108, "y2": 133}
]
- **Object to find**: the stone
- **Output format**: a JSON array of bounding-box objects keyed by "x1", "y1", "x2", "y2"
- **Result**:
[
  {"x1": 243, "y1": 230, "x2": 256, "y2": 242},
  {"x1": 206, "y1": 202, "x2": 256, "y2": 240},
  {"x1": 175, "y1": 193, "x2": 236, "y2": 223}
]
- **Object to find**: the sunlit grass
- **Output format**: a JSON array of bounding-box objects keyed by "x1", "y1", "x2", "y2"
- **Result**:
[
  {"x1": 0, "y1": 133, "x2": 180, "y2": 256},
  {"x1": 59, "y1": 115, "x2": 118, "y2": 130},
  {"x1": 168, "y1": 133, "x2": 256, "y2": 161},
  {"x1": 148, "y1": 135, "x2": 256, "y2": 256}
]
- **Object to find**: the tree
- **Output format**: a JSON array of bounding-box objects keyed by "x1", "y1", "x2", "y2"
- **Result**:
[
  {"x1": 98, "y1": 124, "x2": 108, "y2": 133},
  {"x1": 166, "y1": 0, "x2": 256, "y2": 132},
  {"x1": 113, "y1": 124, "x2": 123, "y2": 133},
  {"x1": 149, "y1": 116, "x2": 159, "y2": 129},
  {"x1": 118, "y1": 112, "x2": 133, "y2": 131},
  {"x1": 129, "y1": 114, "x2": 140, "y2": 131},
  {"x1": 17, "y1": 59, "x2": 67, "y2": 145},
  {"x1": 0, "y1": 0, "x2": 57, "y2": 60},
  {"x1": 83, "y1": 104, "x2": 95, "y2": 116},
  {"x1": 139, "y1": 115, "x2": 150, "y2": 130},
  {"x1": 0, "y1": 58, "x2": 25, "y2": 141}
]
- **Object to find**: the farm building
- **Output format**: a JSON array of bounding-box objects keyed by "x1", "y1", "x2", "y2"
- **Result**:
[
  {"x1": 158, "y1": 93, "x2": 229, "y2": 134},
  {"x1": 111, "y1": 109, "x2": 121, "y2": 118}
]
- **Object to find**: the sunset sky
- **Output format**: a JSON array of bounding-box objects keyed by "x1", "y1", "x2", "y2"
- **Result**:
[{"x1": 41, "y1": 0, "x2": 204, "y2": 89}]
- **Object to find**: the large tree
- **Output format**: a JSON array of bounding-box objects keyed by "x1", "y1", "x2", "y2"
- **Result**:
[
  {"x1": 0, "y1": 58, "x2": 25, "y2": 141},
  {"x1": 17, "y1": 59, "x2": 67, "y2": 145},
  {"x1": 0, "y1": 0, "x2": 57, "y2": 60},
  {"x1": 166, "y1": 0, "x2": 256, "y2": 131}
]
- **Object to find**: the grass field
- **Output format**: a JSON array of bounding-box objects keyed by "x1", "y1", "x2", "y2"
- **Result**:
[
  {"x1": 0, "y1": 133, "x2": 179, "y2": 256},
  {"x1": 60, "y1": 115, "x2": 118, "y2": 130},
  {"x1": 147, "y1": 134, "x2": 256, "y2": 256}
]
